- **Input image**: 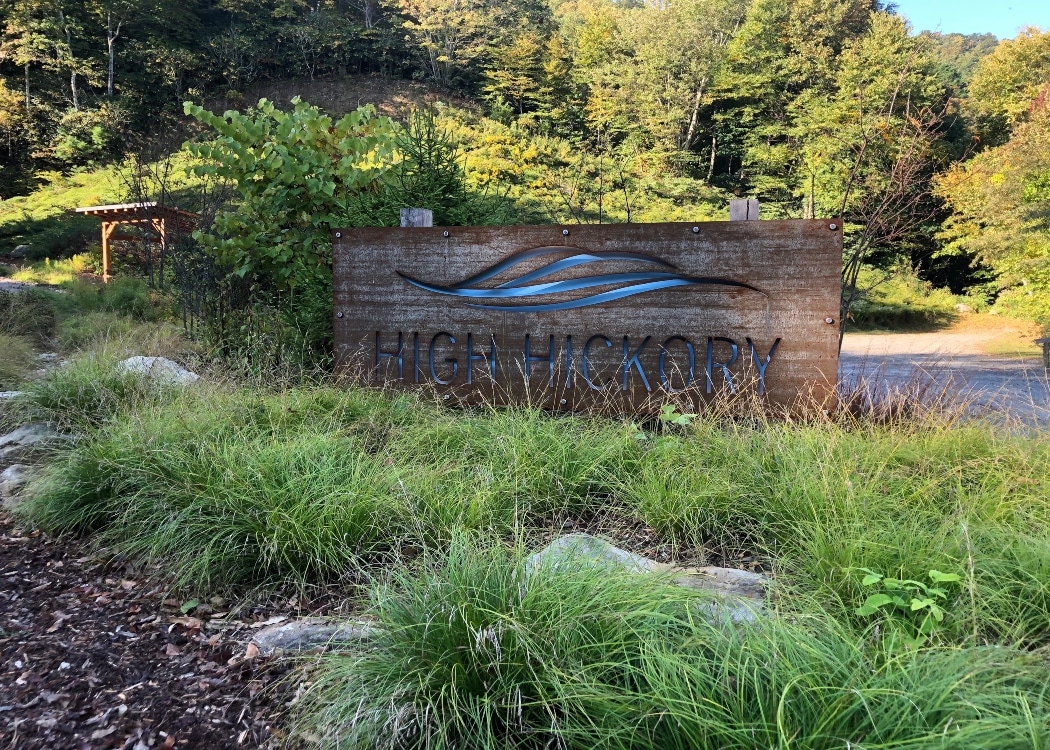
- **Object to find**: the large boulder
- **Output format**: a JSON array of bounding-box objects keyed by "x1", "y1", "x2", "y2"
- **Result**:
[
  {"x1": 116, "y1": 356, "x2": 199, "y2": 386},
  {"x1": 524, "y1": 533, "x2": 769, "y2": 622},
  {"x1": 10, "y1": 244, "x2": 30, "y2": 259}
]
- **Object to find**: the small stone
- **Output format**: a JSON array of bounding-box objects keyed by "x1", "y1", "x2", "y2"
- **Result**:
[
  {"x1": 116, "y1": 356, "x2": 199, "y2": 386},
  {"x1": 954, "y1": 303, "x2": 974, "y2": 314},
  {"x1": 250, "y1": 618, "x2": 376, "y2": 657},
  {"x1": 0, "y1": 423, "x2": 72, "y2": 450},
  {"x1": 524, "y1": 533, "x2": 769, "y2": 622},
  {"x1": 0, "y1": 464, "x2": 29, "y2": 510},
  {"x1": 0, "y1": 423, "x2": 73, "y2": 470},
  {"x1": 0, "y1": 391, "x2": 23, "y2": 401},
  {"x1": 10, "y1": 244, "x2": 29, "y2": 259}
]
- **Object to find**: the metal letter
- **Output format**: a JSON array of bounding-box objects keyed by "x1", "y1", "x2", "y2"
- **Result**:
[
  {"x1": 658, "y1": 336, "x2": 696, "y2": 392},
  {"x1": 622, "y1": 336, "x2": 652, "y2": 392},
  {"x1": 746, "y1": 338, "x2": 781, "y2": 396},
  {"x1": 428, "y1": 332, "x2": 458, "y2": 385},
  {"x1": 466, "y1": 333, "x2": 498, "y2": 384},
  {"x1": 706, "y1": 337, "x2": 739, "y2": 394},
  {"x1": 582, "y1": 335, "x2": 613, "y2": 390},
  {"x1": 375, "y1": 332, "x2": 404, "y2": 381},
  {"x1": 524, "y1": 334, "x2": 555, "y2": 386}
]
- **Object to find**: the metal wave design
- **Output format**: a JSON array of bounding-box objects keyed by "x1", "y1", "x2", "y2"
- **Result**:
[{"x1": 397, "y1": 246, "x2": 766, "y2": 312}]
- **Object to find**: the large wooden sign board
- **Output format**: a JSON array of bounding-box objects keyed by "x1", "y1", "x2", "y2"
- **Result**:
[{"x1": 333, "y1": 221, "x2": 842, "y2": 412}]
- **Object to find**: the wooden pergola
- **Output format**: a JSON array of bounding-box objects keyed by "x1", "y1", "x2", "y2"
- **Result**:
[{"x1": 75, "y1": 202, "x2": 200, "y2": 282}]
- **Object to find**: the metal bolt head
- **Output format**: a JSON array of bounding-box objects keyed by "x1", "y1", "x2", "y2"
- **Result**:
[
  {"x1": 335, "y1": 231, "x2": 342, "y2": 238},
  {"x1": 336, "y1": 311, "x2": 344, "y2": 319},
  {"x1": 443, "y1": 230, "x2": 450, "y2": 237},
  {"x1": 828, "y1": 223, "x2": 838, "y2": 231},
  {"x1": 825, "y1": 317, "x2": 835, "y2": 324},
  {"x1": 562, "y1": 229, "x2": 570, "y2": 236},
  {"x1": 692, "y1": 226, "x2": 700, "y2": 233},
  {"x1": 559, "y1": 398, "x2": 567, "y2": 405}
]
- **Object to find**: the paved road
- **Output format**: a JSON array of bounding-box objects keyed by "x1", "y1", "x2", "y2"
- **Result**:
[{"x1": 840, "y1": 332, "x2": 1050, "y2": 426}]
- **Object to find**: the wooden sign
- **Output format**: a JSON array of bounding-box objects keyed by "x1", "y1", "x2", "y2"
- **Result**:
[{"x1": 333, "y1": 221, "x2": 842, "y2": 412}]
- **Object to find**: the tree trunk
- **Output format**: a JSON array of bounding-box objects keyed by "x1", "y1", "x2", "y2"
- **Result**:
[
  {"x1": 59, "y1": 11, "x2": 78, "y2": 111},
  {"x1": 107, "y1": 11, "x2": 122, "y2": 98},
  {"x1": 24, "y1": 63, "x2": 29, "y2": 110},
  {"x1": 683, "y1": 77, "x2": 707, "y2": 150},
  {"x1": 706, "y1": 133, "x2": 716, "y2": 183}
]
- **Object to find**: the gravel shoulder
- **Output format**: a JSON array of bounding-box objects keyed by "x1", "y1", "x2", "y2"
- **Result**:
[{"x1": 841, "y1": 327, "x2": 1049, "y2": 424}]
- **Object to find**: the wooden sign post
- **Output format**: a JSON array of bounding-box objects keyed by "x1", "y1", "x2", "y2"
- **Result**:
[{"x1": 333, "y1": 221, "x2": 842, "y2": 413}]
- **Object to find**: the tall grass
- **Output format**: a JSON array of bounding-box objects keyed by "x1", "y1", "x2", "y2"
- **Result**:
[
  {"x1": 293, "y1": 540, "x2": 1050, "y2": 749},
  {"x1": 20, "y1": 380, "x2": 1050, "y2": 648}
]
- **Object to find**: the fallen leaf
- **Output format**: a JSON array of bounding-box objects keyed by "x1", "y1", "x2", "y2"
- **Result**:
[
  {"x1": 90, "y1": 726, "x2": 116, "y2": 740},
  {"x1": 165, "y1": 643, "x2": 182, "y2": 657},
  {"x1": 244, "y1": 643, "x2": 260, "y2": 660},
  {"x1": 180, "y1": 599, "x2": 199, "y2": 614}
]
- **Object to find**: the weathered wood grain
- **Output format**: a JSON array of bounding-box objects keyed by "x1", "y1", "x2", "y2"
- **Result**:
[{"x1": 333, "y1": 221, "x2": 842, "y2": 413}]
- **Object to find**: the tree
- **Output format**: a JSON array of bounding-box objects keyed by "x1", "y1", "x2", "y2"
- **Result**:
[
  {"x1": 185, "y1": 97, "x2": 400, "y2": 285},
  {"x1": 967, "y1": 27, "x2": 1050, "y2": 145},
  {"x1": 937, "y1": 104, "x2": 1050, "y2": 324}
]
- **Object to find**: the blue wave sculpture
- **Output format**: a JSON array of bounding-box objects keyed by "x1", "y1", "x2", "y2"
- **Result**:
[{"x1": 397, "y1": 246, "x2": 766, "y2": 312}]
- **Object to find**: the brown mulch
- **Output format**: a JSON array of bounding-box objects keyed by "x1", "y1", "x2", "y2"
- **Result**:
[{"x1": 0, "y1": 511, "x2": 309, "y2": 750}]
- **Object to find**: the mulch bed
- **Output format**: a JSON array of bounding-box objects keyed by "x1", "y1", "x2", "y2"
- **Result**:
[{"x1": 0, "y1": 511, "x2": 311, "y2": 750}]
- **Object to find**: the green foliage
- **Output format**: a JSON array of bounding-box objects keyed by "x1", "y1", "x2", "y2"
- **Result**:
[
  {"x1": 343, "y1": 108, "x2": 512, "y2": 227},
  {"x1": 295, "y1": 540, "x2": 1050, "y2": 749},
  {"x1": 853, "y1": 567, "x2": 963, "y2": 648},
  {"x1": 185, "y1": 97, "x2": 399, "y2": 286},
  {"x1": 847, "y1": 266, "x2": 976, "y2": 330}
]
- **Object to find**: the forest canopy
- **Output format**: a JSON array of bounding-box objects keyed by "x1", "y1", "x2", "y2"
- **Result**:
[{"x1": 1, "y1": 1, "x2": 1047, "y2": 322}]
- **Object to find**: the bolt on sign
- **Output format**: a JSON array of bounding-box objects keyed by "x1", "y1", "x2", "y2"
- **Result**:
[{"x1": 333, "y1": 221, "x2": 842, "y2": 412}]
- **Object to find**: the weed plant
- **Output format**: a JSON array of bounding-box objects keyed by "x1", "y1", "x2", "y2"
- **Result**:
[{"x1": 294, "y1": 540, "x2": 1050, "y2": 749}]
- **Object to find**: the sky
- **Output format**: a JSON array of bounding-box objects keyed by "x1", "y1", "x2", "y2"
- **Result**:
[{"x1": 891, "y1": 0, "x2": 1049, "y2": 39}]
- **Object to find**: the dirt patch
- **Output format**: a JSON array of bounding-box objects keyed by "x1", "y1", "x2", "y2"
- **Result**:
[
  {"x1": 227, "y1": 74, "x2": 479, "y2": 119},
  {"x1": 0, "y1": 512, "x2": 307, "y2": 749},
  {"x1": 841, "y1": 318, "x2": 1050, "y2": 425}
]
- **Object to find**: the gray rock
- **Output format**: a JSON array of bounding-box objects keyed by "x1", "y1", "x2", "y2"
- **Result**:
[
  {"x1": 11, "y1": 244, "x2": 29, "y2": 259},
  {"x1": 116, "y1": 356, "x2": 199, "y2": 386},
  {"x1": 0, "y1": 423, "x2": 73, "y2": 469},
  {"x1": 0, "y1": 391, "x2": 24, "y2": 401},
  {"x1": 250, "y1": 618, "x2": 376, "y2": 657},
  {"x1": 524, "y1": 533, "x2": 768, "y2": 623},
  {"x1": 1, "y1": 464, "x2": 29, "y2": 509},
  {"x1": 955, "y1": 303, "x2": 974, "y2": 314},
  {"x1": 0, "y1": 423, "x2": 71, "y2": 450}
]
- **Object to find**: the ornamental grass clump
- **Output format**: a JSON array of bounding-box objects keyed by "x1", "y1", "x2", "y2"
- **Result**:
[{"x1": 294, "y1": 540, "x2": 1050, "y2": 749}]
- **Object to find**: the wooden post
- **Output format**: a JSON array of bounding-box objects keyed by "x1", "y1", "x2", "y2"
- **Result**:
[
  {"x1": 101, "y1": 221, "x2": 116, "y2": 282},
  {"x1": 1037, "y1": 337, "x2": 1050, "y2": 369},
  {"x1": 729, "y1": 199, "x2": 760, "y2": 221},
  {"x1": 400, "y1": 208, "x2": 434, "y2": 227}
]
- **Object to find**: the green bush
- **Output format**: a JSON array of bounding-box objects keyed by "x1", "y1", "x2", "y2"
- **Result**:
[{"x1": 295, "y1": 540, "x2": 1050, "y2": 749}]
